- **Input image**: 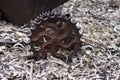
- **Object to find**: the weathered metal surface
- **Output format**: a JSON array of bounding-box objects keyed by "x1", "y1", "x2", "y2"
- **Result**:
[
  {"x1": 0, "y1": 0, "x2": 68, "y2": 24},
  {"x1": 28, "y1": 11, "x2": 82, "y2": 62}
]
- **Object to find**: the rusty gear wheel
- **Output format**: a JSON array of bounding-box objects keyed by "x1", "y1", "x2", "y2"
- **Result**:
[{"x1": 29, "y1": 11, "x2": 82, "y2": 62}]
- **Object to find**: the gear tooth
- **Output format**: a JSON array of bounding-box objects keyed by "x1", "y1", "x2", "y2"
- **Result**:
[
  {"x1": 38, "y1": 13, "x2": 44, "y2": 20},
  {"x1": 36, "y1": 21, "x2": 42, "y2": 25},
  {"x1": 49, "y1": 12, "x2": 53, "y2": 17},
  {"x1": 57, "y1": 15, "x2": 63, "y2": 18},
  {"x1": 34, "y1": 18, "x2": 38, "y2": 22},
  {"x1": 30, "y1": 25, "x2": 36, "y2": 30},
  {"x1": 44, "y1": 12, "x2": 47, "y2": 16},
  {"x1": 29, "y1": 22, "x2": 36, "y2": 30},
  {"x1": 51, "y1": 10, "x2": 54, "y2": 14},
  {"x1": 51, "y1": 10, "x2": 61, "y2": 18},
  {"x1": 39, "y1": 14, "x2": 42, "y2": 17},
  {"x1": 50, "y1": 15, "x2": 55, "y2": 18},
  {"x1": 53, "y1": 11, "x2": 57, "y2": 15},
  {"x1": 53, "y1": 10, "x2": 60, "y2": 16},
  {"x1": 41, "y1": 12, "x2": 45, "y2": 17},
  {"x1": 30, "y1": 20, "x2": 33, "y2": 23},
  {"x1": 41, "y1": 12, "x2": 44, "y2": 15},
  {"x1": 64, "y1": 14, "x2": 71, "y2": 20},
  {"x1": 43, "y1": 12, "x2": 47, "y2": 16},
  {"x1": 47, "y1": 11, "x2": 51, "y2": 16},
  {"x1": 23, "y1": 24, "x2": 27, "y2": 27},
  {"x1": 30, "y1": 21, "x2": 35, "y2": 26},
  {"x1": 48, "y1": 11, "x2": 51, "y2": 15},
  {"x1": 45, "y1": 12, "x2": 49, "y2": 16},
  {"x1": 43, "y1": 17, "x2": 48, "y2": 21},
  {"x1": 38, "y1": 16, "x2": 43, "y2": 20},
  {"x1": 31, "y1": 20, "x2": 37, "y2": 24},
  {"x1": 36, "y1": 16, "x2": 40, "y2": 19}
]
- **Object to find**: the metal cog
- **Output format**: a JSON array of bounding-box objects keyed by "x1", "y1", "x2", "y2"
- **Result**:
[{"x1": 28, "y1": 11, "x2": 82, "y2": 63}]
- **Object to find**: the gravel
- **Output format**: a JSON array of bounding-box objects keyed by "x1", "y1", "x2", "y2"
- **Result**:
[{"x1": 0, "y1": 0, "x2": 120, "y2": 80}]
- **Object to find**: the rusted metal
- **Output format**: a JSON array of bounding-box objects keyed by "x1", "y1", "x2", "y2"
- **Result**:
[
  {"x1": 0, "y1": 0, "x2": 68, "y2": 24},
  {"x1": 0, "y1": 0, "x2": 82, "y2": 62},
  {"x1": 28, "y1": 12, "x2": 82, "y2": 62}
]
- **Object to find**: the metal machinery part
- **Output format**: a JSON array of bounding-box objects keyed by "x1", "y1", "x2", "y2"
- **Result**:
[
  {"x1": 28, "y1": 11, "x2": 82, "y2": 62},
  {"x1": 0, "y1": 0, "x2": 82, "y2": 63}
]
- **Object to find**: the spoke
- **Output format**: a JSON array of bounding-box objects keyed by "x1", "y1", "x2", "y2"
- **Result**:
[
  {"x1": 38, "y1": 41, "x2": 51, "y2": 59},
  {"x1": 58, "y1": 22, "x2": 72, "y2": 40},
  {"x1": 45, "y1": 22, "x2": 59, "y2": 35},
  {"x1": 41, "y1": 41, "x2": 51, "y2": 50},
  {"x1": 51, "y1": 45, "x2": 66, "y2": 61},
  {"x1": 31, "y1": 31, "x2": 52, "y2": 41},
  {"x1": 59, "y1": 40, "x2": 79, "y2": 49}
]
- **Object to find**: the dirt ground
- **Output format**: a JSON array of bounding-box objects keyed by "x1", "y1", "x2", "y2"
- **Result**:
[{"x1": 0, "y1": 0, "x2": 120, "y2": 80}]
